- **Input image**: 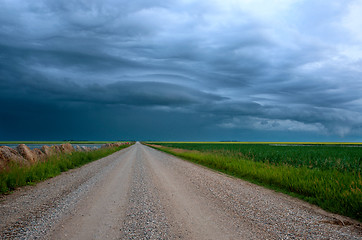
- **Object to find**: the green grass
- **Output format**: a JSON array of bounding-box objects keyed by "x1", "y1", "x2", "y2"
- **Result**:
[
  {"x1": 147, "y1": 142, "x2": 362, "y2": 221},
  {"x1": 152, "y1": 143, "x2": 362, "y2": 173},
  {"x1": 0, "y1": 144, "x2": 133, "y2": 194}
]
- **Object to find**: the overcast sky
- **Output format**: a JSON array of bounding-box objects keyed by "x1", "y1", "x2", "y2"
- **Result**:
[{"x1": 1, "y1": 0, "x2": 362, "y2": 141}]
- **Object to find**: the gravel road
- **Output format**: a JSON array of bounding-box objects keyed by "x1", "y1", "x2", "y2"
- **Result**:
[{"x1": 0, "y1": 142, "x2": 361, "y2": 239}]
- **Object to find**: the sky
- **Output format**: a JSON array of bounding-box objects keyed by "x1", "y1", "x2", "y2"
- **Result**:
[{"x1": 1, "y1": 0, "x2": 362, "y2": 141}]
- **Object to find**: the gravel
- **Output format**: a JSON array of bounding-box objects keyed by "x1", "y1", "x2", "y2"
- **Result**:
[{"x1": 119, "y1": 148, "x2": 170, "y2": 239}]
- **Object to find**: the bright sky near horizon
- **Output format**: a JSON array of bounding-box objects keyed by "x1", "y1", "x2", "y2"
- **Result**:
[{"x1": 1, "y1": 0, "x2": 362, "y2": 141}]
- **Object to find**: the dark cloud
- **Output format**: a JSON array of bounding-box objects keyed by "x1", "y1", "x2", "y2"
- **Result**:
[{"x1": 1, "y1": 0, "x2": 362, "y2": 141}]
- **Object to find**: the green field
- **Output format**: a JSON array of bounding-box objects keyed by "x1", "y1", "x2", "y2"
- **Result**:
[
  {"x1": 147, "y1": 142, "x2": 362, "y2": 221},
  {"x1": 152, "y1": 141, "x2": 362, "y2": 145},
  {"x1": 0, "y1": 144, "x2": 133, "y2": 194}
]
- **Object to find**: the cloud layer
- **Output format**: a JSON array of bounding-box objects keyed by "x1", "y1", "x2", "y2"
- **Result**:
[{"x1": 1, "y1": 0, "x2": 362, "y2": 140}]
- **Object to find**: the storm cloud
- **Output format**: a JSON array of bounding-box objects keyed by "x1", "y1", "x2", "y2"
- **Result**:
[{"x1": 1, "y1": 0, "x2": 362, "y2": 141}]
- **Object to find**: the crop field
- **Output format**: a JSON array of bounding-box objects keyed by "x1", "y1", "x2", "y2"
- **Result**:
[{"x1": 148, "y1": 142, "x2": 362, "y2": 221}]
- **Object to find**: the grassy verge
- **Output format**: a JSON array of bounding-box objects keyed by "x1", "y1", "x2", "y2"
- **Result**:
[
  {"x1": 0, "y1": 144, "x2": 132, "y2": 194},
  {"x1": 147, "y1": 144, "x2": 362, "y2": 222}
]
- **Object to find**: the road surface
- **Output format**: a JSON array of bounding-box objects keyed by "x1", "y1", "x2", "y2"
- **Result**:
[{"x1": 0, "y1": 142, "x2": 361, "y2": 239}]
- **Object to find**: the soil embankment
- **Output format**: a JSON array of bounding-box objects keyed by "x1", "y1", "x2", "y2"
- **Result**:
[{"x1": 0, "y1": 142, "x2": 126, "y2": 170}]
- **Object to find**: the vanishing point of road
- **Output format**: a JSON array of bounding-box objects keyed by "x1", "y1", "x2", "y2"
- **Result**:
[{"x1": 0, "y1": 142, "x2": 361, "y2": 239}]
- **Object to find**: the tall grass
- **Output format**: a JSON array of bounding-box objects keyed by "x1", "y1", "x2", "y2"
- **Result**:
[
  {"x1": 154, "y1": 143, "x2": 361, "y2": 174},
  {"x1": 149, "y1": 143, "x2": 362, "y2": 221},
  {"x1": 0, "y1": 144, "x2": 132, "y2": 194}
]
